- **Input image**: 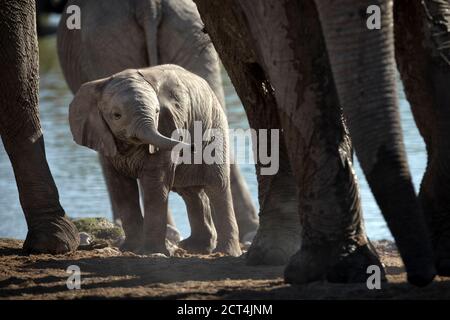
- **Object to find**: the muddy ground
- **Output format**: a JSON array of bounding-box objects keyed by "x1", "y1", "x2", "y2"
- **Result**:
[{"x1": 1, "y1": 239, "x2": 450, "y2": 299}]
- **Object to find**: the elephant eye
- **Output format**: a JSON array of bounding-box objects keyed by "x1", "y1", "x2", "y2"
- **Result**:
[{"x1": 113, "y1": 112, "x2": 122, "y2": 120}]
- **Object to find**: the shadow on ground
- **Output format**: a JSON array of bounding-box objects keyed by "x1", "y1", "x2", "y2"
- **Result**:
[{"x1": 1, "y1": 239, "x2": 450, "y2": 299}]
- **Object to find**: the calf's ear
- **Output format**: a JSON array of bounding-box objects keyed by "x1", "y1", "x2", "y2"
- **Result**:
[{"x1": 69, "y1": 79, "x2": 117, "y2": 157}]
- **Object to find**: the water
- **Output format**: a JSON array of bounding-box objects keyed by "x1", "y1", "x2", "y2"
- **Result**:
[{"x1": 0, "y1": 37, "x2": 427, "y2": 241}]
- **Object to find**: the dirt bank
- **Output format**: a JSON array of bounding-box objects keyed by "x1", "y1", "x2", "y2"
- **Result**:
[{"x1": 0, "y1": 239, "x2": 449, "y2": 299}]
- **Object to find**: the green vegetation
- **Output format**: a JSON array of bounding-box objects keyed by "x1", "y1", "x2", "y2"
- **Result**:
[{"x1": 72, "y1": 217, "x2": 124, "y2": 244}]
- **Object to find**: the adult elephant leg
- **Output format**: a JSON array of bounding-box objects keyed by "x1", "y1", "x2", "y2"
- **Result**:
[
  {"x1": 395, "y1": 0, "x2": 450, "y2": 276},
  {"x1": 238, "y1": 0, "x2": 382, "y2": 282},
  {"x1": 3, "y1": 137, "x2": 79, "y2": 254},
  {"x1": 315, "y1": 0, "x2": 435, "y2": 285},
  {"x1": 0, "y1": 0, "x2": 78, "y2": 253},
  {"x1": 195, "y1": 1, "x2": 380, "y2": 274},
  {"x1": 229, "y1": 164, "x2": 259, "y2": 242},
  {"x1": 247, "y1": 142, "x2": 301, "y2": 265},
  {"x1": 195, "y1": 0, "x2": 302, "y2": 266},
  {"x1": 184, "y1": 45, "x2": 259, "y2": 242}
]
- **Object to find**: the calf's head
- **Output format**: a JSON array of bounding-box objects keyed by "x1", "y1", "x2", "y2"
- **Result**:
[{"x1": 69, "y1": 70, "x2": 187, "y2": 157}]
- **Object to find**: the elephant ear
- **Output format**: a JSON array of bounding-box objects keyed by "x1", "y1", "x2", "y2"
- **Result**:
[{"x1": 69, "y1": 80, "x2": 117, "y2": 157}]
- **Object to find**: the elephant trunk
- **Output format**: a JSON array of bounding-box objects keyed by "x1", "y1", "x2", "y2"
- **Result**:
[
  {"x1": 314, "y1": 0, "x2": 435, "y2": 286},
  {"x1": 134, "y1": 118, "x2": 187, "y2": 151}
]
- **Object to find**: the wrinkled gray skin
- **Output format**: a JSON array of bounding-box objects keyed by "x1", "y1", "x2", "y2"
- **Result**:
[
  {"x1": 57, "y1": 0, "x2": 258, "y2": 241},
  {"x1": 312, "y1": 0, "x2": 437, "y2": 286},
  {"x1": 0, "y1": 0, "x2": 79, "y2": 254},
  {"x1": 69, "y1": 65, "x2": 241, "y2": 256},
  {"x1": 195, "y1": 0, "x2": 440, "y2": 287}
]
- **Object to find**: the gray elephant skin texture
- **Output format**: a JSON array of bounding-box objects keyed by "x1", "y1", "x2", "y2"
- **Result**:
[
  {"x1": 69, "y1": 65, "x2": 242, "y2": 257},
  {"x1": 0, "y1": 0, "x2": 79, "y2": 254},
  {"x1": 57, "y1": 0, "x2": 259, "y2": 241}
]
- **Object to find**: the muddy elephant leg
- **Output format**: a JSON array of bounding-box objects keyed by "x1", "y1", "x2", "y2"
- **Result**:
[
  {"x1": 0, "y1": 0, "x2": 78, "y2": 254},
  {"x1": 3, "y1": 137, "x2": 80, "y2": 254},
  {"x1": 228, "y1": 0, "x2": 382, "y2": 282},
  {"x1": 99, "y1": 156, "x2": 143, "y2": 252},
  {"x1": 177, "y1": 187, "x2": 217, "y2": 253},
  {"x1": 205, "y1": 183, "x2": 242, "y2": 256},
  {"x1": 395, "y1": 0, "x2": 450, "y2": 276},
  {"x1": 194, "y1": 1, "x2": 303, "y2": 265},
  {"x1": 197, "y1": 0, "x2": 383, "y2": 280},
  {"x1": 312, "y1": 0, "x2": 435, "y2": 286},
  {"x1": 283, "y1": 131, "x2": 383, "y2": 283}
]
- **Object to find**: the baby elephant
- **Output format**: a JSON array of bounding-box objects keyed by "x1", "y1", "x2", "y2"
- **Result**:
[{"x1": 69, "y1": 65, "x2": 242, "y2": 257}]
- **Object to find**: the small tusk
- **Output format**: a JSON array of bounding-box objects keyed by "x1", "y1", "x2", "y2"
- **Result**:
[{"x1": 148, "y1": 144, "x2": 159, "y2": 154}]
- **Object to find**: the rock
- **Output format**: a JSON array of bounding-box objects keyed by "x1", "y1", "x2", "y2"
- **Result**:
[
  {"x1": 166, "y1": 224, "x2": 182, "y2": 244},
  {"x1": 147, "y1": 253, "x2": 168, "y2": 258},
  {"x1": 73, "y1": 217, "x2": 183, "y2": 251},
  {"x1": 72, "y1": 217, "x2": 124, "y2": 246},
  {"x1": 95, "y1": 247, "x2": 121, "y2": 255},
  {"x1": 79, "y1": 232, "x2": 91, "y2": 245}
]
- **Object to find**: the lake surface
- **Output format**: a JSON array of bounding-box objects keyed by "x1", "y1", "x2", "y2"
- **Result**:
[{"x1": 0, "y1": 37, "x2": 427, "y2": 241}]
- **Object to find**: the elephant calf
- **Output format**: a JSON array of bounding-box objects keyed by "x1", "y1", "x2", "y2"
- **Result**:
[{"x1": 68, "y1": 65, "x2": 242, "y2": 257}]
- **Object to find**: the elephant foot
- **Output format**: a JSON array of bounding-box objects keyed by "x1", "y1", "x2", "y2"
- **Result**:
[
  {"x1": 23, "y1": 214, "x2": 80, "y2": 254},
  {"x1": 437, "y1": 259, "x2": 450, "y2": 276},
  {"x1": 423, "y1": 204, "x2": 450, "y2": 276},
  {"x1": 138, "y1": 243, "x2": 171, "y2": 256},
  {"x1": 136, "y1": 236, "x2": 170, "y2": 257},
  {"x1": 284, "y1": 241, "x2": 385, "y2": 284},
  {"x1": 246, "y1": 221, "x2": 301, "y2": 266},
  {"x1": 119, "y1": 236, "x2": 142, "y2": 253},
  {"x1": 214, "y1": 238, "x2": 242, "y2": 257},
  {"x1": 179, "y1": 236, "x2": 215, "y2": 254},
  {"x1": 433, "y1": 228, "x2": 450, "y2": 276}
]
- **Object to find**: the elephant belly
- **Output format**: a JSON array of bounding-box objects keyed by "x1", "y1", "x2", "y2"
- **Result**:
[
  {"x1": 173, "y1": 164, "x2": 207, "y2": 189},
  {"x1": 172, "y1": 163, "x2": 227, "y2": 190}
]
